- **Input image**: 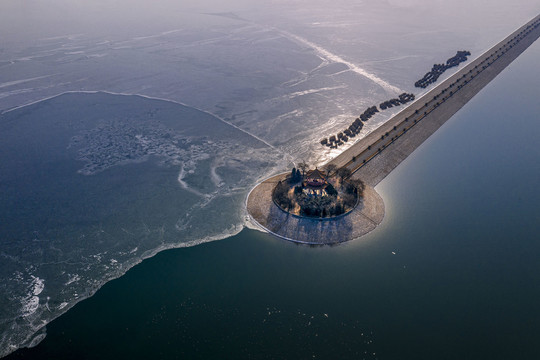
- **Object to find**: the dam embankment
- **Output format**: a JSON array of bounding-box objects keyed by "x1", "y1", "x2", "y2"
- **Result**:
[
  {"x1": 247, "y1": 14, "x2": 540, "y2": 244},
  {"x1": 329, "y1": 14, "x2": 540, "y2": 186}
]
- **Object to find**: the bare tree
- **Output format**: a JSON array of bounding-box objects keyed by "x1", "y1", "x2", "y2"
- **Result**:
[
  {"x1": 348, "y1": 178, "x2": 365, "y2": 194},
  {"x1": 336, "y1": 167, "x2": 352, "y2": 182},
  {"x1": 298, "y1": 161, "x2": 308, "y2": 177},
  {"x1": 325, "y1": 164, "x2": 337, "y2": 176},
  {"x1": 274, "y1": 181, "x2": 292, "y2": 210}
]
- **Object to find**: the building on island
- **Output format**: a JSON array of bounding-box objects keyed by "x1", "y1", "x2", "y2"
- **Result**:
[{"x1": 303, "y1": 168, "x2": 328, "y2": 196}]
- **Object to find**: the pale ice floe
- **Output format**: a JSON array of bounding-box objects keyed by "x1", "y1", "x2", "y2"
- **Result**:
[
  {"x1": 0, "y1": 75, "x2": 57, "y2": 89},
  {"x1": 27, "y1": 331, "x2": 47, "y2": 348},
  {"x1": 20, "y1": 296, "x2": 40, "y2": 318},
  {"x1": 209, "y1": 162, "x2": 224, "y2": 188},
  {"x1": 65, "y1": 274, "x2": 81, "y2": 286},
  {"x1": 177, "y1": 164, "x2": 212, "y2": 199},
  {"x1": 30, "y1": 276, "x2": 45, "y2": 297},
  {"x1": 132, "y1": 29, "x2": 183, "y2": 41},
  {"x1": 19, "y1": 276, "x2": 45, "y2": 317},
  {"x1": 86, "y1": 53, "x2": 108, "y2": 58},
  {"x1": 285, "y1": 86, "x2": 347, "y2": 100},
  {"x1": 39, "y1": 34, "x2": 85, "y2": 41},
  {"x1": 0, "y1": 87, "x2": 40, "y2": 100},
  {"x1": 359, "y1": 54, "x2": 421, "y2": 65}
]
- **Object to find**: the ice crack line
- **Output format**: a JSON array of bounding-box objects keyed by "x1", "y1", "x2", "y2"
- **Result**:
[
  {"x1": 278, "y1": 30, "x2": 403, "y2": 95},
  {"x1": 203, "y1": 12, "x2": 403, "y2": 95},
  {"x1": 1, "y1": 90, "x2": 277, "y2": 151}
]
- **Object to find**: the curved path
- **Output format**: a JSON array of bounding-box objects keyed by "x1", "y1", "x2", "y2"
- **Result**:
[{"x1": 246, "y1": 173, "x2": 384, "y2": 245}]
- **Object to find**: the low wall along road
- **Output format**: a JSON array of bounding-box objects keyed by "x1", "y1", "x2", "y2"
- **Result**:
[
  {"x1": 247, "y1": 14, "x2": 540, "y2": 244},
  {"x1": 330, "y1": 14, "x2": 540, "y2": 186}
]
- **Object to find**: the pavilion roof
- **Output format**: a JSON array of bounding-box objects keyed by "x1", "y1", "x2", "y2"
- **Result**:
[{"x1": 306, "y1": 168, "x2": 326, "y2": 181}]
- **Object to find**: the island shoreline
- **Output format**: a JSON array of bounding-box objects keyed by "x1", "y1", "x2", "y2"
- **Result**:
[
  {"x1": 246, "y1": 173, "x2": 385, "y2": 245},
  {"x1": 247, "y1": 14, "x2": 540, "y2": 244}
]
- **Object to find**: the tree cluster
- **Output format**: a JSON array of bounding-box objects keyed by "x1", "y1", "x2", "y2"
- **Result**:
[
  {"x1": 297, "y1": 195, "x2": 338, "y2": 217},
  {"x1": 336, "y1": 167, "x2": 352, "y2": 182},
  {"x1": 325, "y1": 183, "x2": 338, "y2": 197},
  {"x1": 339, "y1": 179, "x2": 364, "y2": 210},
  {"x1": 359, "y1": 106, "x2": 379, "y2": 122},
  {"x1": 320, "y1": 93, "x2": 416, "y2": 149},
  {"x1": 346, "y1": 178, "x2": 365, "y2": 197},
  {"x1": 415, "y1": 50, "x2": 471, "y2": 88},
  {"x1": 273, "y1": 172, "x2": 363, "y2": 218},
  {"x1": 319, "y1": 48, "x2": 473, "y2": 148},
  {"x1": 273, "y1": 180, "x2": 292, "y2": 210},
  {"x1": 289, "y1": 167, "x2": 302, "y2": 183},
  {"x1": 380, "y1": 93, "x2": 415, "y2": 110}
]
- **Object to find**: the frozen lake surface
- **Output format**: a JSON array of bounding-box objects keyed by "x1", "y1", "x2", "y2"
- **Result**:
[{"x1": 1, "y1": 0, "x2": 539, "y2": 356}]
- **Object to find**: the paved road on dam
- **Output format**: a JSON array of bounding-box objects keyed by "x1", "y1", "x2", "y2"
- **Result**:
[
  {"x1": 247, "y1": 14, "x2": 540, "y2": 244},
  {"x1": 328, "y1": 14, "x2": 540, "y2": 186}
]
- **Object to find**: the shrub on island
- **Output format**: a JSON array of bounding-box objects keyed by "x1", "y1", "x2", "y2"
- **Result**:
[
  {"x1": 288, "y1": 167, "x2": 302, "y2": 184},
  {"x1": 272, "y1": 169, "x2": 364, "y2": 218}
]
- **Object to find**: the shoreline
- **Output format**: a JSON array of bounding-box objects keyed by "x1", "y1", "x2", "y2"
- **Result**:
[
  {"x1": 246, "y1": 173, "x2": 384, "y2": 245},
  {"x1": 247, "y1": 14, "x2": 540, "y2": 244}
]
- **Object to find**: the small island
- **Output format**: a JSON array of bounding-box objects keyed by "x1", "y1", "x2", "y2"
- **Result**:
[
  {"x1": 248, "y1": 15, "x2": 540, "y2": 245},
  {"x1": 273, "y1": 166, "x2": 364, "y2": 218},
  {"x1": 246, "y1": 165, "x2": 385, "y2": 245}
]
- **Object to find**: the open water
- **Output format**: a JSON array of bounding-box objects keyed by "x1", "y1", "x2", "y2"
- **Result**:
[
  {"x1": 1, "y1": 1, "x2": 539, "y2": 358},
  {"x1": 7, "y1": 36, "x2": 540, "y2": 360}
]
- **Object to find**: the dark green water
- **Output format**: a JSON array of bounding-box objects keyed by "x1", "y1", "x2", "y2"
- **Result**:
[{"x1": 7, "y1": 39, "x2": 540, "y2": 360}]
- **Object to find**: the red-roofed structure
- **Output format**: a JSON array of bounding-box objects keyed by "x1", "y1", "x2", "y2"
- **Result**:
[{"x1": 304, "y1": 168, "x2": 328, "y2": 195}]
